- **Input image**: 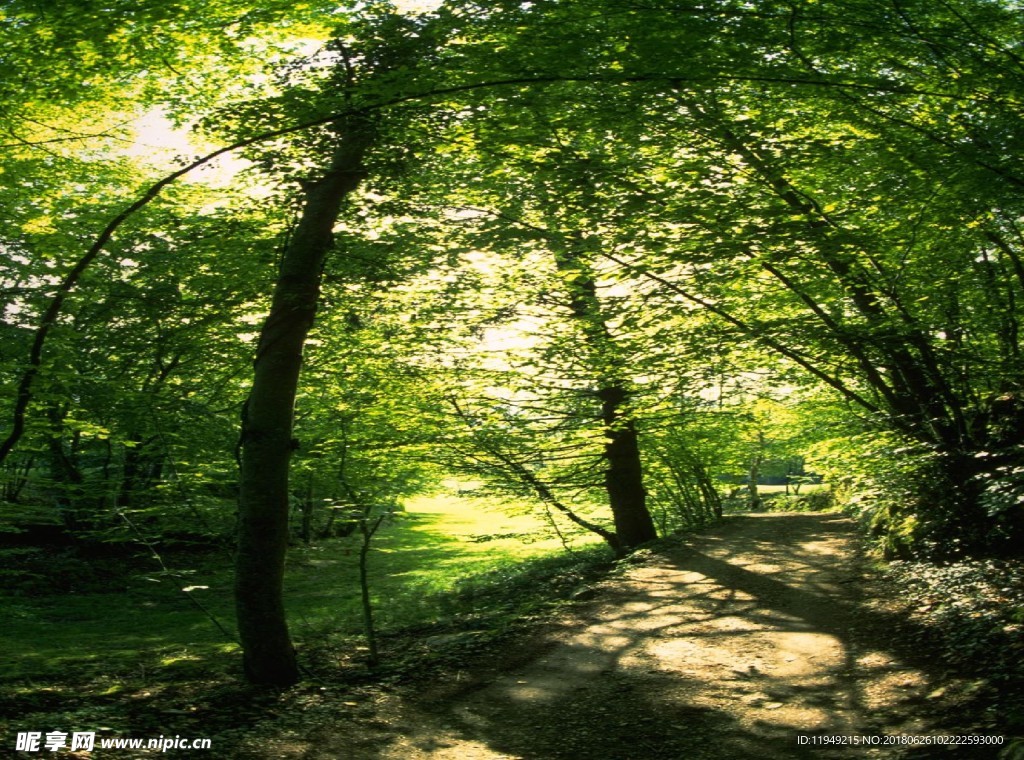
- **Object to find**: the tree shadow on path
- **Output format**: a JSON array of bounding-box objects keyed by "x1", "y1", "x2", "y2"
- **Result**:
[{"x1": 373, "y1": 513, "x2": 995, "y2": 759}]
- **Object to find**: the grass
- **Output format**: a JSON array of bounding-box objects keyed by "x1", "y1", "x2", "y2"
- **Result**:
[
  {"x1": 1, "y1": 482, "x2": 605, "y2": 689},
  {"x1": 286, "y1": 484, "x2": 603, "y2": 636},
  {"x1": 1, "y1": 484, "x2": 613, "y2": 757}
]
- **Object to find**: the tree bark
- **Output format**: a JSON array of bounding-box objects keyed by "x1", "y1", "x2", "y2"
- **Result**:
[
  {"x1": 234, "y1": 118, "x2": 373, "y2": 686},
  {"x1": 553, "y1": 243, "x2": 658, "y2": 550},
  {"x1": 599, "y1": 384, "x2": 657, "y2": 549},
  {"x1": 747, "y1": 431, "x2": 765, "y2": 512}
]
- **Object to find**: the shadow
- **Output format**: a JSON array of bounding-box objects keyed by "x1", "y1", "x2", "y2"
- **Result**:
[{"x1": 351, "y1": 513, "x2": 997, "y2": 759}]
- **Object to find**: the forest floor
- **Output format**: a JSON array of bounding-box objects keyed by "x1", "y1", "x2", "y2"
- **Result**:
[
  {"x1": 7, "y1": 511, "x2": 1022, "y2": 759},
  {"x1": 237, "y1": 513, "x2": 1018, "y2": 759}
]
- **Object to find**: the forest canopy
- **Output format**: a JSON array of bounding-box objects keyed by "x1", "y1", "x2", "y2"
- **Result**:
[{"x1": 2, "y1": 0, "x2": 1023, "y2": 684}]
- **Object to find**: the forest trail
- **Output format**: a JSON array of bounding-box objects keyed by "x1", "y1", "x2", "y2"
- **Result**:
[{"x1": 275, "y1": 514, "x2": 969, "y2": 759}]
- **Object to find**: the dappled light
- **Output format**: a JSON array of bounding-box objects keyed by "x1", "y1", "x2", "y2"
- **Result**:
[
  {"x1": 3, "y1": 0, "x2": 1024, "y2": 754},
  {"x1": 269, "y1": 514, "x2": 1003, "y2": 760}
]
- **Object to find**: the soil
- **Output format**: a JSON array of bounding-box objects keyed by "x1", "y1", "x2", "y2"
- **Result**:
[{"x1": 247, "y1": 513, "x2": 1008, "y2": 759}]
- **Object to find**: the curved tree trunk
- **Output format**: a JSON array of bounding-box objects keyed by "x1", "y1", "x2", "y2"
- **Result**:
[{"x1": 234, "y1": 119, "x2": 373, "y2": 686}]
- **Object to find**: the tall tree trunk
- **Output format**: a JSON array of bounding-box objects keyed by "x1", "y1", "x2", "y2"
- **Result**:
[
  {"x1": 553, "y1": 242, "x2": 658, "y2": 550},
  {"x1": 747, "y1": 431, "x2": 765, "y2": 512},
  {"x1": 599, "y1": 384, "x2": 657, "y2": 548},
  {"x1": 235, "y1": 119, "x2": 373, "y2": 686},
  {"x1": 47, "y1": 405, "x2": 84, "y2": 530}
]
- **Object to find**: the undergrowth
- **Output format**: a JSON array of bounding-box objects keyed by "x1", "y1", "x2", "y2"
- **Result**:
[
  {"x1": 884, "y1": 558, "x2": 1024, "y2": 735},
  {"x1": 0, "y1": 489, "x2": 616, "y2": 758},
  {"x1": 0, "y1": 545, "x2": 616, "y2": 759}
]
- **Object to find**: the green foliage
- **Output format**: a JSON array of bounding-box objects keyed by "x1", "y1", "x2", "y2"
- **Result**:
[
  {"x1": 885, "y1": 557, "x2": 1024, "y2": 729},
  {"x1": 809, "y1": 422, "x2": 1024, "y2": 557},
  {"x1": 761, "y1": 489, "x2": 835, "y2": 514},
  {"x1": 975, "y1": 447, "x2": 1024, "y2": 525},
  {"x1": 3, "y1": 0, "x2": 1024, "y2": 688},
  {"x1": 807, "y1": 433, "x2": 930, "y2": 555},
  {"x1": 643, "y1": 424, "x2": 723, "y2": 532}
]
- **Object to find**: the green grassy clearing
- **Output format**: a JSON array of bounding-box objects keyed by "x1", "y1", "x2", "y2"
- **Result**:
[
  {"x1": 1, "y1": 484, "x2": 604, "y2": 686},
  {"x1": 285, "y1": 488, "x2": 604, "y2": 637},
  {"x1": 1, "y1": 485, "x2": 612, "y2": 753}
]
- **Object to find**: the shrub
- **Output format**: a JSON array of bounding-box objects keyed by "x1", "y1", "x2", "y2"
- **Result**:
[
  {"x1": 764, "y1": 489, "x2": 835, "y2": 513},
  {"x1": 806, "y1": 432, "x2": 944, "y2": 558}
]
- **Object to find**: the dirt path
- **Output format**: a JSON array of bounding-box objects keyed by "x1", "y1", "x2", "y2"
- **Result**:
[{"x1": 273, "y1": 513, "x2": 981, "y2": 759}]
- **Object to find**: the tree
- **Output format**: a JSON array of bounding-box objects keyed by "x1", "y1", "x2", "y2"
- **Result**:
[
  {"x1": 504, "y1": 0, "x2": 1024, "y2": 554},
  {"x1": 5, "y1": 0, "x2": 1024, "y2": 695},
  {"x1": 231, "y1": 4, "x2": 474, "y2": 683}
]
